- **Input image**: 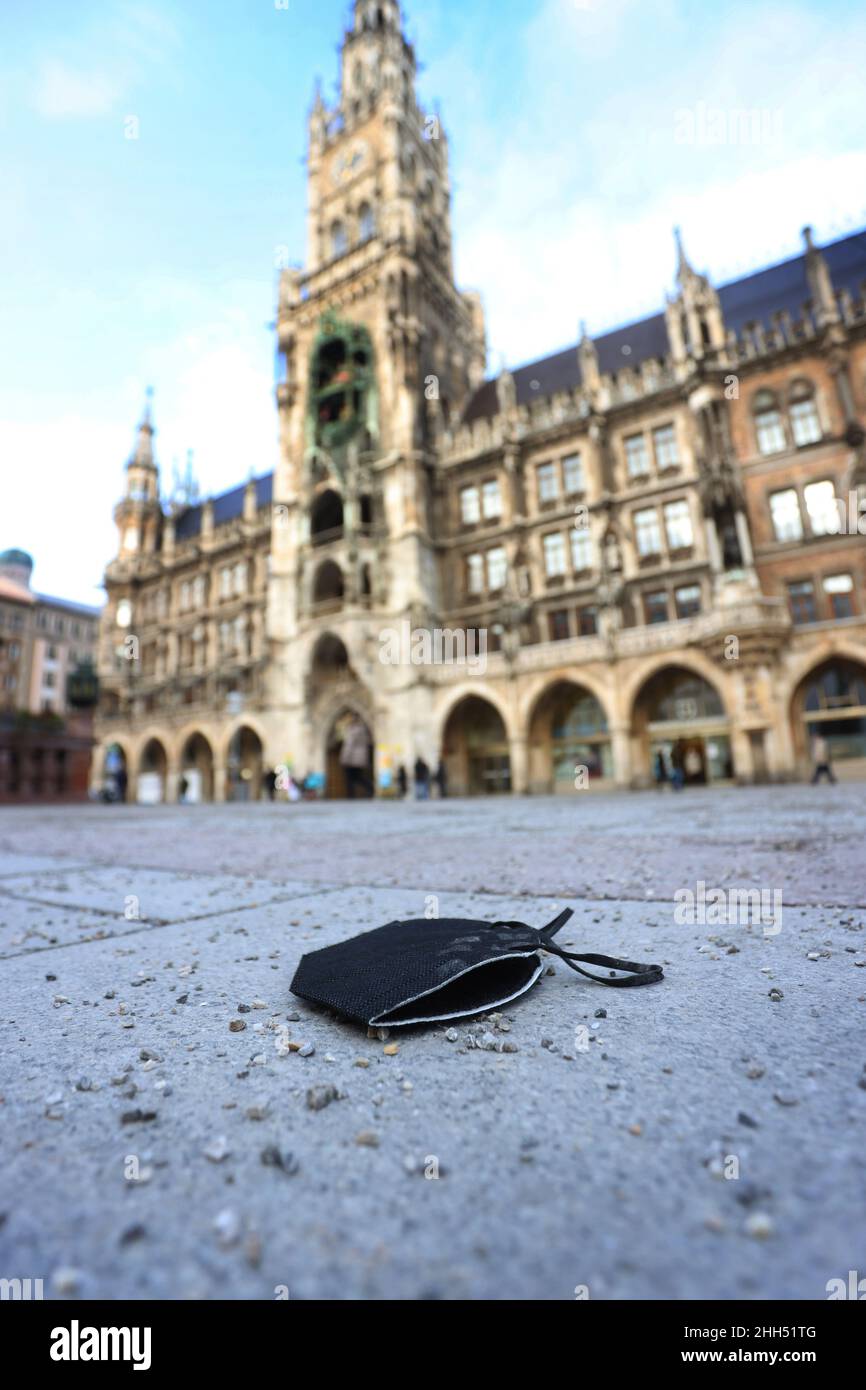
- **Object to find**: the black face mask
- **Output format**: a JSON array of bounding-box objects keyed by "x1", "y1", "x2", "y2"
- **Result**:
[{"x1": 290, "y1": 908, "x2": 663, "y2": 1029}]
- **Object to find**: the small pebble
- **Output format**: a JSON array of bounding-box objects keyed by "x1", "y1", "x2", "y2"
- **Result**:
[
  {"x1": 229, "y1": 1019, "x2": 246, "y2": 1033},
  {"x1": 203, "y1": 1136, "x2": 231, "y2": 1163},
  {"x1": 306, "y1": 1084, "x2": 341, "y2": 1112},
  {"x1": 744, "y1": 1212, "x2": 774, "y2": 1239},
  {"x1": 52, "y1": 1267, "x2": 82, "y2": 1296},
  {"x1": 355, "y1": 1130, "x2": 379, "y2": 1147}
]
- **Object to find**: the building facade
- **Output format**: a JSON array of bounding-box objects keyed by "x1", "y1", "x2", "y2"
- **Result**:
[
  {"x1": 0, "y1": 549, "x2": 100, "y2": 802},
  {"x1": 94, "y1": 0, "x2": 866, "y2": 802}
]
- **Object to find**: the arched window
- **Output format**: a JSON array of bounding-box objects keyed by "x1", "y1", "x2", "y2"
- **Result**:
[
  {"x1": 753, "y1": 389, "x2": 785, "y2": 455},
  {"x1": 789, "y1": 379, "x2": 822, "y2": 446},
  {"x1": 311, "y1": 489, "x2": 344, "y2": 544},
  {"x1": 313, "y1": 560, "x2": 344, "y2": 606},
  {"x1": 331, "y1": 220, "x2": 347, "y2": 259},
  {"x1": 358, "y1": 203, "x2": 374, "y2": 241}
]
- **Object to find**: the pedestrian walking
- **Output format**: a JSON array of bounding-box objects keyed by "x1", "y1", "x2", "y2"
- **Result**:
[
  {"x1": 414, "y1": 756, "x2": 431, "y2": 800},
  {"x1": 340, "y1": 716, "x2": 372, "y2": 799},
  {"x1": 434, "y1": 758, "x2": 447, "y2": 798},
  {"x1": 670, "y1": 739, "x2": 685, "y2": 792},
  {"x1": 653, "y1": 749, "x2": 668, "y2": 790},
  {"x1": 396, "y1": 764, "x2": 408, "y2": 798},
  {"x1": 810, "y1": 733, "x2": 836, "y2": 784}
]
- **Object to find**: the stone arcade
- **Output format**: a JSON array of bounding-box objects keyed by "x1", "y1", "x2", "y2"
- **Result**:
[{"x1": 94, "y1": 0, "x2": 866, "y2": 800}]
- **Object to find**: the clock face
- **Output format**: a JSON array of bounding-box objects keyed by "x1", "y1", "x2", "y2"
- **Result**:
[{"x1": 331, "y1": 142, "x2": 367, "y2": 185}]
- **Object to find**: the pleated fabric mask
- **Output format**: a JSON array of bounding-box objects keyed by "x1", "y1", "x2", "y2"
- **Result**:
[{"x1": 290, "y1": 907, "x2": 664, "y2": 1028}]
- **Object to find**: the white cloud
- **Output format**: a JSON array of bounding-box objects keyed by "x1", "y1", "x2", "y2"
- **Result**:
[
  {"x1": 28, "y1": 2, "x2": 182, "y2": 120},
  {"x1": 31, "y1": 59, "x2": 120, "y2": 118},
  {"x1": 436, "y1": 0, "x2": 866, "y2": 368}
]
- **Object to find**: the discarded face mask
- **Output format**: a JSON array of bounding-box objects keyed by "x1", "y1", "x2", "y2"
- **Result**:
[{"x1": 290, "y1": 907, "x2": 664, "y2": 1028}]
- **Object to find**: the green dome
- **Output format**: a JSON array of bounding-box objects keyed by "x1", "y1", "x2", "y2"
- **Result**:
[{"x1": 0, "y1": 548, "x2": 33, "y2": 569}]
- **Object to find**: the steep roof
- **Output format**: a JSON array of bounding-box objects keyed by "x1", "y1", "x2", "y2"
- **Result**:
[
  {"x1": 173, "y1": 473, "x2": 274, "y2": 542},
  {"x1": 463, "y1": 228, "x2": 866, "y2": 423}
]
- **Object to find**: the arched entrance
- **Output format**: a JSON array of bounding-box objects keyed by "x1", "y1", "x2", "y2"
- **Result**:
[
  {"x1": 791, "y1": 657, "x2": 866, "y2": 777},
  {"x1": 443, "y1": 695, "x2": 511, "y2": 795},
  {"x1": 632, "y1": 665, "x2": 732, "y2": 785},
  {"x1": 103, "y1": 742, "x2": 128, "y2": 803},
  {"x1": 226, "y1": 726, "x2": 264, "y2": 802},
  {"x1": 137, "y1": 738, "x2": 167, "y2": 804},
  {"x1": 325, "y1": 709, "x2": 374, "y2": 799},
  {"x1": 180, "y1": 732, "x2": 214, "y2": 803},
  {"x1": 528, "y1": 682, "x2": 612, "y2": 792}
]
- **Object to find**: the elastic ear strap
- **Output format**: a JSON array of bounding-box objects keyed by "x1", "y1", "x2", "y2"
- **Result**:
[
  {"x1": 544, "y1": 942, "x2": 664, "y2": 988},
  {"x1": 539, "y1": 907, "x2": 574, "y2": 939}
]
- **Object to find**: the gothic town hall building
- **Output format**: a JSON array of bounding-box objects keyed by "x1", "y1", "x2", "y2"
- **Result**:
[{"x1": 95, "y1": 0, "x2": 866, "y2": 801}]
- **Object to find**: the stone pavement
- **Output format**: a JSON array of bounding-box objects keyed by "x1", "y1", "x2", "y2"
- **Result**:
[{"x1": 0, "y1": 786, "x2": 864, "y2": 1301}]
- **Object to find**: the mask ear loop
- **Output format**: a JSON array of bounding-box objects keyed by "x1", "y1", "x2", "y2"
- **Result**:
[{"x1": 495, "y1": 908, "x2": 664, "y2": 988}]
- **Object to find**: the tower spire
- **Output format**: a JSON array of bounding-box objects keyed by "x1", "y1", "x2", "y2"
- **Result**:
[{"x1": 132, "y1": 387, "x2": 155, "y2": 467}]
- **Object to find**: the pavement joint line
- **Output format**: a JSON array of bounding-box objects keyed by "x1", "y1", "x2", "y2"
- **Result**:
[
  {"x1": 1, "y1": 874, "x2": 862, "y2": 913},
  {"x1": 0, "y1": 889, "x2": 307, "y2": 940}
]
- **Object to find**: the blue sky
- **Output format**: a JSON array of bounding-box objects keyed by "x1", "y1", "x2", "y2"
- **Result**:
[{"x1": 2, "y1": 0, "x2": 866, "y2": 605}]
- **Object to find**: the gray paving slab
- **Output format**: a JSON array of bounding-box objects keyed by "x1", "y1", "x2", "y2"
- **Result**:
[
  {"x1": 0, "y1": 853, "x2": 93, "y2": 879},
  {"x1": 0, "y1": 865, "x2": 313, "y2": 926},
  {"x1": 0, "y1": 894, "x2": 125, "y2": 959},
  {"x1": 1, "y1": 828, "x2": 864, "y2": 1300}
]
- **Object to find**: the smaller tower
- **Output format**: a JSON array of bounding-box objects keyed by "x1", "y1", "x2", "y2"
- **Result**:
[
  {"x1": 665, "y1": 227, "x2": 725, "y2": 365},
  {"x1": 113, "y1": 390, "x2": 162, "y2": 559}
]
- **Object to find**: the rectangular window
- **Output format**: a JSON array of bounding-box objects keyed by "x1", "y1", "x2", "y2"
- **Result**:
[
  {"x1": 823, "y1": 573, "x2": 854, "y2": 619},
  {"x1": 460, "y1": 485, "x2": 481, "y2": 524},
  {"x1": 644, "y1": 591, "x2": 669, "y2": 625},
  {"x1": 562, "y1": 453, "x2": 584, "y2": 494},
  {"x1": 548, "y1": 609, "x2": 570, "y2": 642},
  {"x1": 543, "y1": 532, "x2": 567, "y2": 577},
  {"x1": 570, "y1": 528, "x2": 592, "y2": 571},
  {"x1": 756, "y1": 405, "x2": 786, "y2": 455},
  {"x1": 537, "y1": 461, "x2": 558, "y2": 503},
  {"x1": 664, "y1": 499, "x2": 693, "y2": 550},
  {"x1": 769, "y1": 488, "x2": 803, "y2": 542},
  {"x1": 481, "y1": 479, "x2": 501, "y2": 520},
  {"x1": 653, "y1": 424, "x2": 680, "y2": 470},
  {"x1": 634, "y1": 507, "x2": 662, "y2": 557},
  {"x1": 790, "y1": 396, "x2": 822, "y2": 446},
  {"x1": 220, "y1": 567, "x2": 232, "y2": 599},
  {"x1": 487, "y1": 546, "x2": 507, "y2": 591},
  {"x1": 577, "y1": 605, "x2": 598, "y2": 637},
  {"x1": 804, "y1": 480, "x2": 840, "y2": 537},
  {"x1": 466, "y1": 553, "x2": 484, "y2": 594},
  {"x1": 788, "y1": 580, "x2": 816, "y2": 624},
  {"x1": 675, "y1": 584, "x2": 702, "y2": 618},
  {"x1": 624, "y1": 433, "x2": 649, "y2": 479}
]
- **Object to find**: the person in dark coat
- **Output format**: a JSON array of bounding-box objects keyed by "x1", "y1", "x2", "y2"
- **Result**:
[
  {"x1": 653, "y1": 750, "x2": 668, "y2": 789},
  {"x1": 414, "y1": 756, "x2": 431, "y2": 800},
  {"x1": 434, "y1": 759, "x2": 447, "y2": 798},
  {"x1": 396, "y1": 764, "x2": 408, "y2": 798}
]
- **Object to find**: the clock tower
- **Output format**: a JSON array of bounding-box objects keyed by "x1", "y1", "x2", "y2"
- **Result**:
[{"x1": 268, "y1": 0, "x2": 486, "y2": 788}]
